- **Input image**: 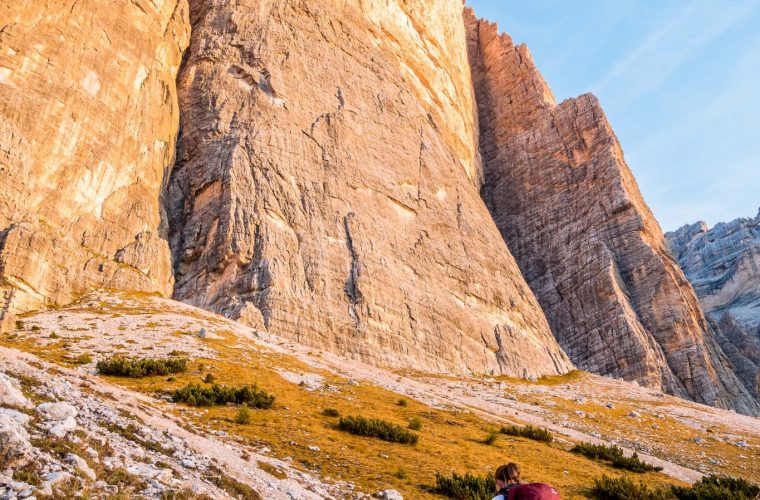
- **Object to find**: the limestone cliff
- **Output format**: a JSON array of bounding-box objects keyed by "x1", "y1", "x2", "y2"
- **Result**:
[
  {"x1": 464, "y1": 9, "x2": 759, "y2": 414},
  {"x1": 166, "y1": 0, "x2": 572, "y2": 377},
  {"x1": 0, "y1": 0, "x2": 190, "y2": 328},
  {"x1": 667, "y1": 210, "x2": 760, "y2": 398}
]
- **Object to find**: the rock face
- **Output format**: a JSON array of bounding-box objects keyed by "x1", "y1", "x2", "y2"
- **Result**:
[
  {"x1": 167, "y1": 0, "x2": 572, "y2": 377},
  {"x1": 667, "y1": 210, "x2": 760, "y2": 398},
  {"x1": 464, "y1": 9, "x2": 759, "y2": 414},
  {"x1": 0, "y1": 0, "x2": 190, "y2": 327}
]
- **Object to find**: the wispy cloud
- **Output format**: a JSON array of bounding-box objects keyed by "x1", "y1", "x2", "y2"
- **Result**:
[{"x1": 591, "y1": 1, "x2": 759, "y2": 97}]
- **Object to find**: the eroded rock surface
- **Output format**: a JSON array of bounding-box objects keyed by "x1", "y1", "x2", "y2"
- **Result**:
[
  {"x1": 667, "y1": 210, "x2": 760, "y2": 398},
  {"x1": 0, "y1": 0, "x2": 190, "y2": 326},
  {"x1": 167, "y1": 0, "x2": 572, "y2": 377},
  {"x1": 464, "y1": 9, "x2": 758, "y2": 414}
]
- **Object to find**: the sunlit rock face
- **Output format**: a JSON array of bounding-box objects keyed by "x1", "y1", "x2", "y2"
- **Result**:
[
  {"x1": 166, "y1": 0, "x2": 573, "y2": 377},
  {"x1": 0, "y1": 0, "x2": 190, "y2": 328},
  {"x1": 464, "y1": 8, "x2": 759, "y2": 414},
  {"x1": 667, "y1": 210, "x2": 760, "y2": 399}
]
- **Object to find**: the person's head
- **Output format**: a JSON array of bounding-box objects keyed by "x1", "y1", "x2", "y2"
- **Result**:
[{"x1": 495, "y1": 463, "x2": 521, "y2": 489}]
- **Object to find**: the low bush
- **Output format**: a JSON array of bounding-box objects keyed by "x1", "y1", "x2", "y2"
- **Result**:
[
  {"x1": 590, "y1": 475, "x2": 672, "y2": 500},
  {"x1": 591, "y1": 474, "x2": 760, "y2": 500},
  {"x1": 173, "y1": 383, "x2": 275, "y2": 409},
  {"x1": 235, "y1": 404, "x2": 252, "y2": 425},
  {"x1": 397, "y1": 398, "x2": 408, "y2": 407},
  {"x1": 500, "y1": 424, "x2": 553, "y2": 443},
  {"x1": 672, "y1": 474, "x2": 760, "y2": 500},
  {"x1": 337, "y1": 415, "x2": 418, "y2": 444},
  {"x1": 322, "y1": 408, "x2": 340, "y2": 417},
  {"x1": 434, "y1": 471, "x2": 496, "y2": 500},
  {"x1": 204, "y1": 373, "x2": 215, "y2": 384},
  {"x1": 97, "y1": 357, "x2": 187, "y2": 378},
  {"x1": 408, "y1": 417, "x2": 423, "y2": 431},
  {"x1": 482, "y1": 430, "x2": 499, "y2": 446},
  {"x1": 571, "y1": 442, "x2": 662, "y2": 472}
]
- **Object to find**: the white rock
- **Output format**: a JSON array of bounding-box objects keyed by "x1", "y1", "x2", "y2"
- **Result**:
[
  {"x1": 66, "y1": 453, "x2": 96, "y2": 480},
  {"x1": 308, "y1": 445, "x2": 320, "y2": 452},
  {"x1": 0, "y1": 411, "x2": 32, "y2": 467},
  {"x1": 36, "y1": 402, "x2": 77, "y2": 421},
  {"x1": 156, "y1": 469, "x2": 173, "y2": 484},
  {"x1": 0, "y1": 374, "x2": 32, "y2": 409},
  {"x1": 628, "y1": 411, "x2": 641, "y2": 418},
  {"x1": 374, "y1": 490, "x2": 403, "y2": 500},
  {"x1": 48, "y1": 416, "x2": 77, "y2": 438},
  {"x1": 43, "y1": 471, "x2": 71, "y2": 487}
]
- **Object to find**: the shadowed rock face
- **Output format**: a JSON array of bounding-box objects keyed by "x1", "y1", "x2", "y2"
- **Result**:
[
  {"x1": 464, "y1": 9, "x2": 759, "y2": 414},
  {"x1": 0, "y1": 0, "x2": 190, "y2": 329},
  {"x1": 667, "y1": 210, "x2": 760, "y2": 398},
  {"x1": 166, "y1": 0, "x2": 572, "y2": 377}
]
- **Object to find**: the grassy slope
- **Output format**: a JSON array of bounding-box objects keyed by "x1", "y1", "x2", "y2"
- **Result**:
[{"x1": 4, "y1": 293, "x2": 757, "y2": 498}]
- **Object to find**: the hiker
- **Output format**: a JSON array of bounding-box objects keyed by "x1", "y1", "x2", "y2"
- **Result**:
[{"x1": 493, "y1": 463, "x2": 560, "y2": 500}]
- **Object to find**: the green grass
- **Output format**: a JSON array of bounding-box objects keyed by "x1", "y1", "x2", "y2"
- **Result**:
[
  {"x1": 172, "y1": 383, "x2": 275, "y2": 409},
  {"x1": 97, "y1": 357, "x2": 187, "y2": 377},
  {"x1": 337, "y1": 415, "x2": 419, "y2": 445},
  {"x1": 500, "y1": 424, "x2": 553, "y2": 443},
  {"x1": 434, "y1": 471, "x2": 496, "y2": 500}
]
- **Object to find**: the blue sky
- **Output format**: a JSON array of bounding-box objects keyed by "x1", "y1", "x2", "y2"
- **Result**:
[{"x1": 467, "y1": 0, "x2": 760, "y2": 231}]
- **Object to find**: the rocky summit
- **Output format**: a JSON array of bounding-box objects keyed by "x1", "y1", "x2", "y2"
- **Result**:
[
  {"x1": 0, "y1": 0, "x2": 758, "y2": 428},
  {"x1": 667, "y1": 209, "x2": 760, "y2": 401},
  {"x1": 464, "y1": 9, "x2": 758, "y2": 416}
]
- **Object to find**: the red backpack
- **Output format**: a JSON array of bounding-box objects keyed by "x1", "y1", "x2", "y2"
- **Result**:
[{"x1": 507, "y1": 483, "x2": 560, "y2": 500}]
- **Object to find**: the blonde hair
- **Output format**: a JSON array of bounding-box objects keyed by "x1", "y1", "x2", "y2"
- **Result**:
[{"x1": 495, "y1": 463, "x2": 521, "y2": 485}]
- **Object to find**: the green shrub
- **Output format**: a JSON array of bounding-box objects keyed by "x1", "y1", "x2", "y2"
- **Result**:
[
  {"x1": 49, "y1": 332, "x2": 59, "y2": 339},
  {"x1": 482, "y1": 430, "x2": 499, "y2": 446},
  {"x1": 204, "y1": 373, "x2": 215, "y2": 384},
  {"x1": 337, "y1": 415, "x2": 419, "y2": 444},
  {"x1": 591, "y1": 473, "x2": 760, "y2": 500},
  {"x1": 172, "y1": 383, "x2": 275, "y2": 409},
  {"x1": 409, "y1": 417, "x2": 423, "y2": 431},
  {"x1": 434, "y1": 471, "x2": 496, "y2": 500},
  {"x1": 397, "y1": 398, "x2": 408, "y2": 407},
  {"x1": 235, "y1": 404, "x2": 252, "y2": 425},
  {"x1": 97, "y1": 357, "x2": 187, "y2": 377},
  {"x1": 396, "y1": 467, "x2": 408, "y2": 480},
  {"x1": 672, "y1": 474, "x2": 760, "y2": 500},
  {"x1": 590, "y1": 475, "x2": 673, "y2": 500},
  {"x1": 571, "y1": 442, "x2": 662, "y2": 473},
  {"x1": 322, "y1": 408, "x2": 340, "y2": 417},
  {"x1": 500, "y1": 424, "x2": 553, "y2": 443}
]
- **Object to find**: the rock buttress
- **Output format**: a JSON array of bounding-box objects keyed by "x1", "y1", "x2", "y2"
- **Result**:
[
  {"x1": 0, "y1": 0, "x2": 191, "y2": 327},
  {"x1": 465, "y1": 8, "x2": 758, "y2": 414},
  {"x1": 167, "y1": 0, "x2": 573, "y2": 377}
]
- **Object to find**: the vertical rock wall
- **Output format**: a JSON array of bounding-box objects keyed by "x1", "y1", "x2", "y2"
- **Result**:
[
  {"x1": 464, "y1": 9, "x2": 758, "y2": 414},
  {"x1": 167, "y1": 0, "x2": 573, "y2": 377},
  {"x1": 0, "y1": 0, "x2": 190, "y2": 328}
]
